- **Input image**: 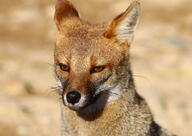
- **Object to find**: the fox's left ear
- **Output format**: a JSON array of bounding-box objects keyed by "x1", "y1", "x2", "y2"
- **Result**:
[{"x1": 104, "y1": 1, "x2": 140, "y2": 43}]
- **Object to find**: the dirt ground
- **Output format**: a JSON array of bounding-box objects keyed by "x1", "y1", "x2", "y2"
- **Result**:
[{"x1": 0, "y1": 0, "x2": 191, "y2": 136}]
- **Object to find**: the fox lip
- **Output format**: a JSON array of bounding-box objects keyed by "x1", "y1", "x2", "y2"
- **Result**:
[{"x1": 62, "y1": 100, "x2": 82, "y2": 111}]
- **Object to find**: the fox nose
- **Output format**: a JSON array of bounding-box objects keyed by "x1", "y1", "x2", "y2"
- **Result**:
[{"x1": 66, "y1": 91, "x2": 81, "y2": 105}]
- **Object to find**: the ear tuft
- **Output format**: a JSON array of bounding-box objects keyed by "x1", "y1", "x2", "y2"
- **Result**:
[
  {"x1": 54, "y1": 0, "x2": 79, "y2": 26},
  {"x1": 104, "y1": 1, "x2": 140, "y2": 43}
]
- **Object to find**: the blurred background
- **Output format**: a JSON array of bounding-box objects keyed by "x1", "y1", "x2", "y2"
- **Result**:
[{"x1": 0, "y1": 0, "x2": 191, "y2": 136}]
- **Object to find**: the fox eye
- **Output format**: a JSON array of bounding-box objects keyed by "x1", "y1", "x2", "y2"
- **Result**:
[
  {"x1": 91, "y1": 65, "x2": 106, "y2": 73},
  {"x1": 59, "y1": 63, "x2": 70, "y2": 72}
]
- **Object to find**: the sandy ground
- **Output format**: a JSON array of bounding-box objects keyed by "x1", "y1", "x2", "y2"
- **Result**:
[{"x1": 0, "y1": 0, "x2": 192, "y2": 136}]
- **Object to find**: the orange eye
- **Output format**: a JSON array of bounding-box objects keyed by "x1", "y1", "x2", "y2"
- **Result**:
[
  {"x1": 59, "y1": 63, "x2": 70, "y2": 72},
  {"x1": 91, "y1": 65, "x2": 106, "y2": 73}
]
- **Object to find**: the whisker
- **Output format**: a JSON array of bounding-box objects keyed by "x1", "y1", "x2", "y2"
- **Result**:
[
  {"x1": 44, "y1": 62, "x2": 55, "y2": 68},
  {"x1": 106, "y1": 91, "x2": 120, "y2": 96},
  {"x1": 133, "y1": 74, "x2": 148, "y2": 80},
  {"x1": 132, "y1": 73, "x2": 152, "y2": 87},
  {"x1": 57, "y1": 95, "x2": 63, "y2": 102},
  {"x1": 50, "y1": 86, "x2": 64, "y2": 102},
  {"x1": 50, "y1": 85, "x2": 63, "y2": 95},
  {"x1": 99, "y1": 90, "x2": 120, "y2": 97}
]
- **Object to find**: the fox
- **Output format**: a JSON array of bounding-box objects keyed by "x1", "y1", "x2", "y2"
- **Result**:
[{"x1": 53, "y1": 0, "x2": 175, "y2": 136}]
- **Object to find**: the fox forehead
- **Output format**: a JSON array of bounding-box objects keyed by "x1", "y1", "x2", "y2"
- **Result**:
[{"x1": 55, "y1": 23, "x2": 124, "y2": 65}]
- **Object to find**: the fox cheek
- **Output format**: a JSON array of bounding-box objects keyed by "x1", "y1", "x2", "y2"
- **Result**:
[
  {"x1": 90, "y1": 72, "x2": 114, "y2": 95},
  {"x1": 55, "y1": 72, "x2": 68, "y2": 92},
  {"x1": 57, "y1": 78, "x2": 68, "y2": 92},
  {"x1": 60, "y1": 79, "x2": 68, "y2": 91},
  {"x1": 87, "y1": 82, "x2": 97, "y2": 96}
]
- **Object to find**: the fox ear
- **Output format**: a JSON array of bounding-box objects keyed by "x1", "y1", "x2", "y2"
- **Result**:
[
  {"x1": 104, "y1": 1, "x2": 140, "y2": 43},
  {"x1": 54, "y1": 0, "x2": 79, "y2": 29}
]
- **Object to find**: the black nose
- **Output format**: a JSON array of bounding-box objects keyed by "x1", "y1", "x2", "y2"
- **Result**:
[{"x1": 66, "y1": 91, "x2": 81, "y2": 105}]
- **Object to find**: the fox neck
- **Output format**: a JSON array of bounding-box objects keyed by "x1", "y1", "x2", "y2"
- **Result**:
[{"x1": 113, "y1": 60, "x2": 137, "y2": 101}]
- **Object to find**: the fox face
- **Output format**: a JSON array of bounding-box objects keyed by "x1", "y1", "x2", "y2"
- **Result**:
[{"x1": 54, "y1": 0, "x2": 140, "y2": 111}]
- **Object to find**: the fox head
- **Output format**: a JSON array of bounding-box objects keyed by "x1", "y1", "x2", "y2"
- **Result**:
[{"x1": 54, "y1": 0, "x2": 140, "y2": 111}]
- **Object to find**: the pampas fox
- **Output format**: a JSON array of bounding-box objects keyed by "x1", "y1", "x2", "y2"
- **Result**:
[{"x1": 53, "y1": 0, "x2": 175, "y2": 136}]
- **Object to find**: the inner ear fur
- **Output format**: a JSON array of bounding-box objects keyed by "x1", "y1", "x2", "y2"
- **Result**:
[
  {"x1": 103, "y1": 1, "x2": 140, "y2": 43},
  {"x1": 54, "y1": 0, "x2": 80, "y2": 29}
]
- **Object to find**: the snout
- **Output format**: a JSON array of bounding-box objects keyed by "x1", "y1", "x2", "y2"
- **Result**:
[{"x1": 62, "y1": 90, "x2": 87, "y2": 111}]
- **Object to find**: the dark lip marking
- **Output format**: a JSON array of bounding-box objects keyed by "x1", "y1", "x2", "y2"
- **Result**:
[{"x1": 67, "y1": 93, "x2": 102, "y2": 112}]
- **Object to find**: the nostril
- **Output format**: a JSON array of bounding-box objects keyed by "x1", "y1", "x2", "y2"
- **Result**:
[{"x1": 66, "y1": 91, "x2": 81, "y2": 105}]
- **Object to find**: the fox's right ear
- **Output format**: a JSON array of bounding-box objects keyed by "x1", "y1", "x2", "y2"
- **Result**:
[
  {"x1": 104, "y1": 1, "x2": 140, "y2": 44},
  {"x1": 54, "y1": 0, "x2": 79, "y2": 30}
]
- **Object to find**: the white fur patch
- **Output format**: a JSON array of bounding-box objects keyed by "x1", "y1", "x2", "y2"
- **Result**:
[
  {"x1": 57, "y1": 81, "x2": 63, "y2": 92},
  {"x1": 108, "y1": 84, "x2": 121, "y2": 102},
  {"x1": 95, "y1": 82, "x2": 122, "y2": 102}
]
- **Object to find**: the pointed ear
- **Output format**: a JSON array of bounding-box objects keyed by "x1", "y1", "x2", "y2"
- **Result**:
[
  {"x1": 54, "y1": 0, "x2": 79, "y2": 29},
  {"x1": 104, "y1": 1, "x2": 140, "y2": 43}
]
